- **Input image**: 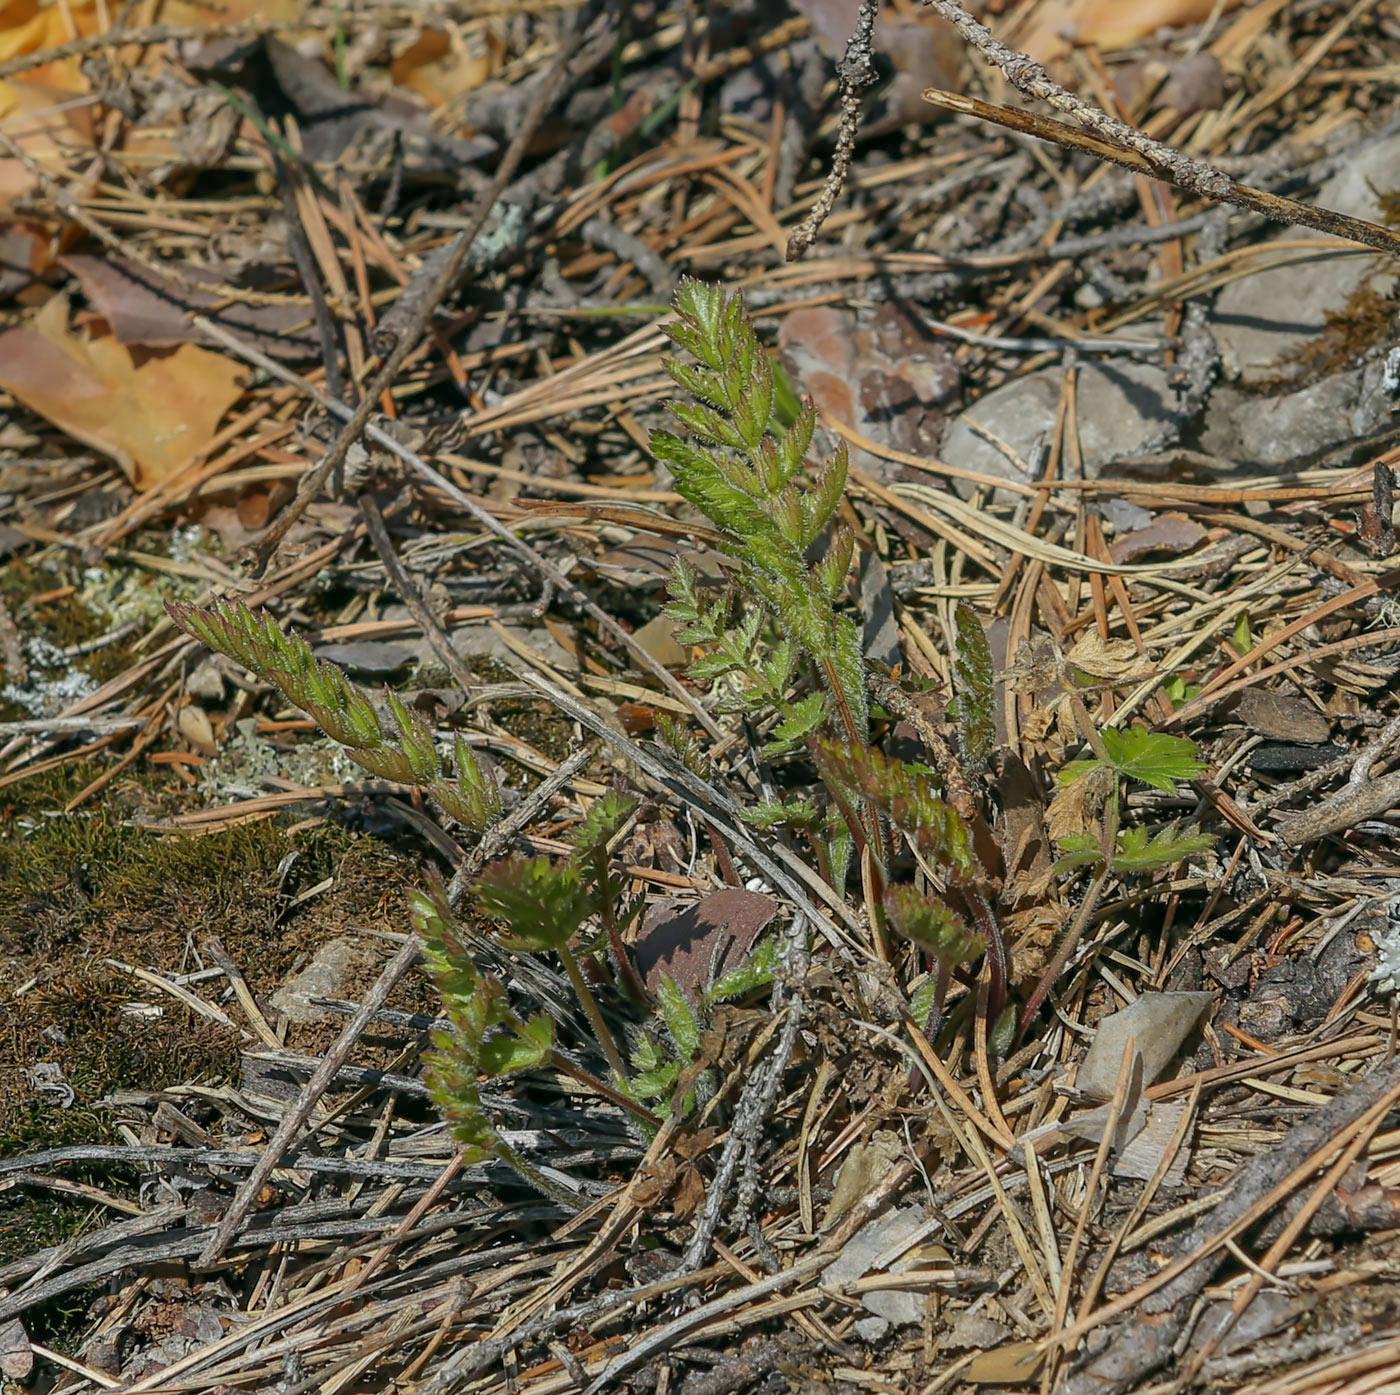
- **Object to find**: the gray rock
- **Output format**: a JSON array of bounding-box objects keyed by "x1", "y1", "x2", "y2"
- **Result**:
[
  {"x1": 271, "y1": 937, "x2": 367, "y2": 1024},
  {"x1": 1211, "y1": 131, "x2": 1400, "y2": 385},
  {"x1": 940, "y1": 360, "x2": 1177, "y2": 494},
  {"x1": 820, "y1": 1203, "x2": 928, "y2": 1334},
  {"x1": 311, "y1": 641, "x2": 418, "y2": 675},
  {"x1": 1197, "y1": 358, "x2": 1393, "y2": 467}
]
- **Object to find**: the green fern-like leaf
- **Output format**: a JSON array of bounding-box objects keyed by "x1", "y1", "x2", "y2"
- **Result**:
[
  {"x1": 570, "y1": 789, "x2": 638, "y2": 859},
  {"x1": 1053, "y1": 832, "x2": 1105, "y2": 874},
  {"x1": 883, "y1": 885, "x2": 983, "y2": 965},
  {"x1": 740, "y1": 794, "x2": 821, "y2": 828},
  {"x1": 815, "y1": 738, "x2": 974, "y2": 876},
  {"x1": 947, "y1": 604, "x2": 996, "y2": 778},
  {"x1": 654, "y1": 715, "x2": 710, "y2": 780},
  {"x1": 706, "y1": 935, "x2": 778, "y2": 1002},
  {"x1": 168, "y1": 598, "x2": 501, "y2": 833},
  {"x1": 653, "y1": 279, "x2": 868, "y2": 752},
  {"x1": 657, "y1": 974, "x2": 702, "y2": 1060},
  {"x1": 478, "y1": 1012, "x2": 554, "y2": 1075},
  {"x1": 474, "y1": 855, "x2": 595, "y2": 952},
  {"x1": 435, "y1": 735, "x2": 502, "y2": 833},
  {"x1": 1110, "y1": 823, "x2": 1215, "y2": 872},
  {"x1": 769, "y1": 691, "x2": 828, "y2": 750},
  {"x1": 908, "y1": 976, "x2": 940, "y2": 1027}
]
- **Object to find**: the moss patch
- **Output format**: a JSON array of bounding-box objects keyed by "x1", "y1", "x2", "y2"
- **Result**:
[
  {"x1": 0, "y1": 761, "x2": 422, "y2": 1154},
  {"x1": 1271, "y1": 282, "x2": 1398, "y2": 384}
]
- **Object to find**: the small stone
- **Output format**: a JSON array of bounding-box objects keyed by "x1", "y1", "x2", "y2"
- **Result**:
[
  {"x1": 1211, "y1": 130, "x2": 1400, "y2": 385},
  {"x1": 1197, "y1": 360, "x2": 1392, "y2": 468},
  {"x1": 270, "y1": 937, "x2": 368, "y2": 1024},
  {"x1": 941, "y1": 360, "x2": 1176, "y2": 497}
]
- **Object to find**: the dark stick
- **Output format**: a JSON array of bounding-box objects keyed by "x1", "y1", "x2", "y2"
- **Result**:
[
  {"x1": 358, "y1": 490, "x2": 477, "y2": 694},
  {"x1": 1061, "y1": 1052, "x2": 1400, "y2": 1393}
]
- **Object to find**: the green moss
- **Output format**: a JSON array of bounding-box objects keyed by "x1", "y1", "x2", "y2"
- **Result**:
[
  {"x1": 0, "y1": 764, "x2": 369, "y2": 1151},
  {"x1": 2, "y1": 773, "x2": 350, "y2": 966},
  {"x1": 0, "y1": 561, "x2": 106, "y2": 651},
  {"x1": 0, "y1": 977, "x2": 235, "y2": 1156}
]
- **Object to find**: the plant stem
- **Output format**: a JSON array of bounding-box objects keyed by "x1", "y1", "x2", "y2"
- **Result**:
[
  {"x1": 593, "y1": 845, "x2": 651, "y2": 1008},
  {"x1": 963, "y1": 884, "x2": 1008, "y2": 1026},
  {"x1": 557, "y1": 941, "x2": 631, "y2": 1083},
  {"x1": 492, "y1": 1135, "x2": 585, "y2": 1211},
  {"x1": 548, "y1": 1051, "x2": 661, "y2": 1127},
  {"x1": 820, "y1": 654, "x2": 864, "y2": 750},
  {"x1": 820, "y1": 653, "x2": 890, "y2": 942},
  {"x1": 1017, "y1": 784, "x2": 1120, "y2": 1038}
]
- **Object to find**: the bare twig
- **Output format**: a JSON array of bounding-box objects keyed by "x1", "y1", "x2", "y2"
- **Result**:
[
  {"x1": 785, "y1": 0, "x2": 881, "y2": 260},
  {"x1": 192, "y1": 931, "x2": 427, "y2": 1268},
  {"x1": 920, "y1": 2, "x2": 1400, "y2": 261},
  {"x1": 357, "y1": 491, "x2": 477, "y2": 694},
  {"x1": 1059, "y1": 1053, "x2": 1400, "y2": 1393},
  {"x1": 681, "y1": 917, "x2": 809, "y2": 1271}
]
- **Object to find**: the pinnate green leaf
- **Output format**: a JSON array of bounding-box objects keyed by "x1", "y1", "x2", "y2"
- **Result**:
[
  {"x1": 707, "y1": 935, "x2": 778, "y2": 1001},
  {"x1": 815, "y1": 738, "x2": 974, "y2": 875},
  {"x1": 883, "y1": 885, "x2": 983, "y2": 965},
  {"x1": 657, "y1": 974, "x2": 702, "y2": 1060},
  {"x1": 474, "y1": 855, "x2": 595, "y2": 951},
  {"x1": 947, "y1": 603, "x2": 996, "y2": 778},
  {"x1": 1109, "y1": 823, "x2": 1215, "y2": 872},
  {"x1": 478, "y1": 1012, "x2": 554, "y2": 1074},
  {"x1": 1053, "y1": 832, "x2": 1105, "y2": 874},
  {"x1": 570, "y1": 789, "x2": 638, "y2": 858},
  {"x1": 1099, "y1": 725, "x2": 1206, "y2": 793}
]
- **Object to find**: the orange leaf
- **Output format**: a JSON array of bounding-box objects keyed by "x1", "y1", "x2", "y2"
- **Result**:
[
  {"x1": 1017, "y1": 0, "x2": 1240, "y2": 61},
  {"x1": 0, "y1": 294, "x2": 245, "y2": 489},
  {"x1": 392, "y1": 26, "x2": 500, "y2": 108}
]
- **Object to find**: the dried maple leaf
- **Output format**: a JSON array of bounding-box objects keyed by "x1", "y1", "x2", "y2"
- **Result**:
[{"x1": 0, "y1": 294, "x2": 244, "y2": 490}]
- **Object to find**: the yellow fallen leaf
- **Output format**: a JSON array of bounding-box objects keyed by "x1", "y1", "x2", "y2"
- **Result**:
[
  {"x1": 0, "y1": 294, "x2": 245, "y2": 489},
  {"x1": 1065, "y1": 632, "x2": 1156, "y2": 683},
  {"x1": 0, "y1": 0, "x2": 302, "y2": 200},
  {"x1": 0, "y1": 0, "x2": 94, "y2": 64}
]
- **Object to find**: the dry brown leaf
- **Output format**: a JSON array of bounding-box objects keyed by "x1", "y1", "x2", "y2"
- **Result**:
[
  {"x1": 1016, "y1": 0, "x2": 1241, "y2": 62},
  {"x1": 61, "y1": 254, "x2": 321, "y2": 359},
  {"x1": 1004, "y1": 903, "x2": 1064, "y2": 986},
  {"x1": 0, "y1": 218, "x2": 57, "y2": 298},
  {"x1": 1044, "y1": 766, "x2": 1107, "y2": 846},
  {"x1": 1233, "y1": 688, "x2": 1331, "y2": 744},
  {"x1": 965, "y1": 1340, "x2": 1044, "y2": 1384},
  {"x1": 0, "y1": 1319, "x2": 32, "y2": 1381},
  {"x1": 0, "y1": 295, "x2": 245, "y2": 489},
  {"x1": 1108, "y1": 511, "x2": 1207, "y2": 564},
  {"x1": 634, "y1": 889, "x2": 779, "y2": 1001},
  {"x1": 787, "y1": 0, "x2": 966, "y2": 130},
  {"x1": 1065, "y1": 632, "x2": 1155, "y2": 683},
  {"x1": 778, "y1": 303, "x2": 959, "y2": 483}
]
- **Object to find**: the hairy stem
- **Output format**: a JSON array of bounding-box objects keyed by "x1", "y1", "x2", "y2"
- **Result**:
[
  {"x1": 493, "y1": 1135, "x2": 585, "y2": 1211},
  {"x1": 557, "y1": 941, "x2": 630, "y2": 1083}
]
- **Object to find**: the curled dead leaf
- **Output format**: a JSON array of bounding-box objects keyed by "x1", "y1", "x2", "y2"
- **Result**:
[
  {"x1": 1065, "y1": 633, "x2": 1156, "y2": 683},
  {"x1": 0, "y1": 295, "x2": 244, "y2": 489}
]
